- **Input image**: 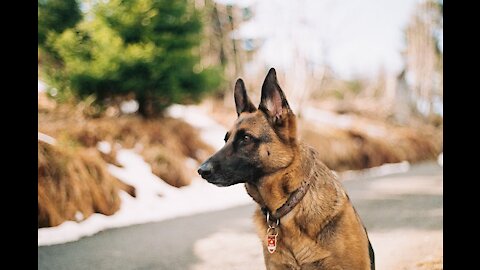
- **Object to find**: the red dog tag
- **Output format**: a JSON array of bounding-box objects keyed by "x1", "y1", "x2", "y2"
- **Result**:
[{"x1": 267, "y1": 232, "x2": 278, "y2": 253}]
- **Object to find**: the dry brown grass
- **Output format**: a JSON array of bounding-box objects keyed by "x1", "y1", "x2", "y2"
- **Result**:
[
  {"x1": 38, "y1": 141, "x2": 135, "y2": 228},
  {"x1": 39, "y1": 104, "x2": 214, "y2": 188},
  {"x1": 300, "y1": 121, "x2": 442, "y2": 171},
  {"x1": 141, "y1": 145, "x2": 193, "y2": 187}
]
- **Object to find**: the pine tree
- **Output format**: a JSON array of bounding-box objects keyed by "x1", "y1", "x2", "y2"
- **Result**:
[{"x1": 45, "y1": 0, "x2": 223, "y2": 117}]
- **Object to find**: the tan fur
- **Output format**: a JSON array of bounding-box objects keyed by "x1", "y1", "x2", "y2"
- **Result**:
[{"x1": 238, "y1": 111, "x2": 372, "y2": 270}]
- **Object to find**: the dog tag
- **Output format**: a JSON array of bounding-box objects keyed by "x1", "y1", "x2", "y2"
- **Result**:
[
  {"x1": 266, "y1": 227, "x2": 278, "y2": 254},
  {"x1": 267, "y1": 234, "x2": 277, "y2": 253}
]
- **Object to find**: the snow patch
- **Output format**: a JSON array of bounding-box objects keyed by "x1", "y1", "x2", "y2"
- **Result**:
[
  {"x1": 120, "y1": 100, "x2": 139, "y2": 114},
  {"x1": 38, "y1": 80, "x2": 46, "y2": 93},
  {"x1": 302, "y1": 106, "x2": 387, "y2": 138},
  {"x1": 97, "y1": 141, "x2": 111, "y2": 154},
  {"x1": 166, "y1": 104, "x2": 226, "y2": 150},
  {"x1": 186, "y1": 157, "x2": 199, "y2": 171},
  {"x1": 302, "y1": 107, "x2": 354, "y2": 130},
  {"x1": 338, "y1": 161, "x2": 411, "y2": 181},
  {"x1": 38, "y1": 132, "x2": 56, "y2": 145},
  {"x1": 75, "y1": 211, "x2": 84, "y2": 222}
]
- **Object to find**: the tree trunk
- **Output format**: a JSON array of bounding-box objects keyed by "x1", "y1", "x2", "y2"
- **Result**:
[{"x1": 137, "y1": 94, "x2": 155, "y2": 118}]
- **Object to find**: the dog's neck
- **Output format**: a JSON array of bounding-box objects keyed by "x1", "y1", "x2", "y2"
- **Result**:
[{"x1": 245, "y1": 143, "x2": 344, "y2": 218}]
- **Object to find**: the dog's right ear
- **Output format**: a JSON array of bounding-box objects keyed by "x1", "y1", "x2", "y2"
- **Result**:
[
  {"x1": 259, "y1": 68, "x2": 292, "y2": 124},
  {"x1": 234, "y1": 78, "x2": 256, "y2": 116}
]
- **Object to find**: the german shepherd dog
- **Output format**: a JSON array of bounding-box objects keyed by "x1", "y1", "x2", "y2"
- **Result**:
[{"x1": 198, "y1": 68, "x2": 375, "y2": 270}]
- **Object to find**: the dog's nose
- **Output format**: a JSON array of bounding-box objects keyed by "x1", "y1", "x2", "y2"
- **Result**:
[{"x1": 198, "y1": 162, "x2": 213, "y2": 179}]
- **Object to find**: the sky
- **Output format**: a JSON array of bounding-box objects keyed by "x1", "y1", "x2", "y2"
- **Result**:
[{"x1": 216, "y1": 0, "x2": 422, "y2": 79}]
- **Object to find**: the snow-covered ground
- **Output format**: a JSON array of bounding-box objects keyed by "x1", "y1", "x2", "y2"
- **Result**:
[
  {"x1": 302, "y1": 106, "x2": 388, "y2": 138},
  {"x1": 38, "y1": 132, "x2": 56, "y2": 145},
  {"x1": 38, "y1": 80, "x2": 46, "y2": 93},
  {"x1": 166, "y1": 104, "x2": 227, "y2": 151},
  {"x1": 337, "y1": 161, "x2": 411, "y2": 181},
  {"x1": 38, "y1": 105, "x2": 253, "y2": 246}
]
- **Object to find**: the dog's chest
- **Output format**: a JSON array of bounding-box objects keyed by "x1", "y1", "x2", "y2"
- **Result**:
[{"x1": 256, "y1": 216, "x2": 332, "y2": 268}]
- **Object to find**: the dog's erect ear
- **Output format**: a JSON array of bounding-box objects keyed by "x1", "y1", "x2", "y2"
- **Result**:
[
  {"x1": 259, "y1": 68, "x2": 292, "y2": 124},
  {"x1": 234, "y1": 78, "x2": 256, "y2": 116}
]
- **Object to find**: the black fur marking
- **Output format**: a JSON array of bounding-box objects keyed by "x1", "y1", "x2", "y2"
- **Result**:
[
  {"x1": 368, "y1": 238, "x2": 375, "y2": 270},
  {"x1": 317, "y1": 211, "x2": 342, "y2": 243},
  {"x1": 295, "y1": 216, "x2": 309, "y2": 236},
  {"x1": 311, "y1": 259, "x2": 327, "y2": 269},
  {"x1": 281, "y1": 180, "x2": 290, "y2": 196},
  {"x1": 233, "y1": 129, "x2": 261, "y2": 150},
  {"x1": 352, "y1": 204, "x2": 375, "y2": 270},
  {"x1": 259, "y1": 133, "x2": 272, "y2": 143}
]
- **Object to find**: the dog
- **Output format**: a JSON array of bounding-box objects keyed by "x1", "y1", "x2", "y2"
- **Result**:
[{"x1": 198, "y1": 68, "x2": 375, "y2": 270}]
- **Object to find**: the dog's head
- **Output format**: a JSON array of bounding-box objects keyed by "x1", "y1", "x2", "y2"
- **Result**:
[{"x1": 198, "y1": 68, "x2": 298, "y2": 186}]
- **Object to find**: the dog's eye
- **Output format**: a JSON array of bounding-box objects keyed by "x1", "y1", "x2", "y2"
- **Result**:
[{"x1": 242, "y1": 135, "x2": 251, "y2": 143}]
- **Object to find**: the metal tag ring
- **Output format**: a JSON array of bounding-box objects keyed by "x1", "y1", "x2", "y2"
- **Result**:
[{"x1": 266, "y1": 212, "x2": 280, "y2": 228}]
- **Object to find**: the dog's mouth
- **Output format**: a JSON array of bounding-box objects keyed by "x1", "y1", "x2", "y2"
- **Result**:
[
  {"x1": 206, "y1": 179, "x2": 231, "y2": 187},
  {"x1": 197, "y1": 165, "x2": 224, "y2": 185},
  {"x1": 197, "y1": 169, "x2": 241, "y2": 187},
  {"x1": 201, "y1": 174, "x2": 238, "y2": 187}
]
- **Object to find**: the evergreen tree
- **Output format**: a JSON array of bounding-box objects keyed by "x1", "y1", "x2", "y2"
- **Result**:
[{"x1": 45, "y1": 0, "x2": 222, "y2": 117}]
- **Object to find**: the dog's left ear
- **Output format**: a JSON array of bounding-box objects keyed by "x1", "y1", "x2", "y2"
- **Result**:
[{"x1": 259, "y1": 68, "x2": 292, "y2": 125}]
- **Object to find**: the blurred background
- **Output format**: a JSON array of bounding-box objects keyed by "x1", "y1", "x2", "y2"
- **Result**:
[{"x1": 38, "y1": 0, "x2": 443, "y2": 269}]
